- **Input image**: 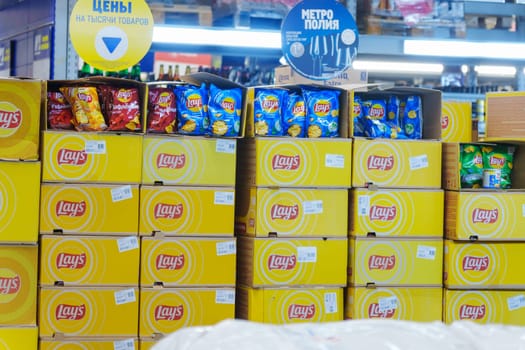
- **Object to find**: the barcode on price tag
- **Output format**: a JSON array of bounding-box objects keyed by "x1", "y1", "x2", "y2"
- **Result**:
[
  {"x1": 85, "y1": 140, "x2": 106, "y2": 154},
  {"x1": 297, "y1": 247, "x2": 317, "y2": 263},
  {"x1": 111, "y1": 185, "x2": 133, "y2": 202},
  {"x1": 216, "y1": 290, "x2": 235, "y2": 304},
  {"x1": 325, "y1": 154, "x2": 345, "y2": 168},
  {"x1": 216, "y1": 241, "x2": 236, "y2": 256},
  {"x1": 378, "y1": 296, "x2": 398, "y2": 312},
  {"x1": 115, "y1": 288, "x2": 136, "y2": 305},
  {"x1": 214, "y1": 191, "x2": 235, "y2": 205},
  {"x1": 324, "y1": 292, "x2": 338, "y2": 314},
  {"x1": 409, "y1": 155, "x2": 429, "y2": 170},
  {"x1": 113, "y1": 339, "x2": 135, "y2": 350},
  {"x1": 303, "y1": 200, "x2": 323, "y2": 215},
  {"x1": 416, "y1": 245, "x2": 436, "y2": 260},
  {"x1": 117, "y1": 236, "x2": 139, "y2": 253},
  {"x1": 507, "y1": 294, "x2": 525, "y2": 311},
  {"x1": 358, "y1": 195, "x2": 370, "y2": 217},
  {"x1": 216, "y1": 139, "x2": 236, "y2": 154}
]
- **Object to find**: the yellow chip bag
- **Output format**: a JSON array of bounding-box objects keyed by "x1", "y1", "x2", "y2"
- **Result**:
[{"x1": 60, "y1": 86, "x2": 108, "y2": 131}]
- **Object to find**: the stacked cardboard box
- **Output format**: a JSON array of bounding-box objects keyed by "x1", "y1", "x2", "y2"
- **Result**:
[
  {"x1": 346, "y1": 87, "x2": 444, "y2": 321},
  {"x1": 0, "y1": 77, "x2": 44, "y2": 348}
]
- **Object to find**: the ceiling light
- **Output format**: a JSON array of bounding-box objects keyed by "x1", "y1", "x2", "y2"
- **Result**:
[
  {"x1": 352, "y1": 60, "x2": 444, "y2": 74},
  {"x1": 474, "y1": 65, "x2": 516, "y2": 77}
]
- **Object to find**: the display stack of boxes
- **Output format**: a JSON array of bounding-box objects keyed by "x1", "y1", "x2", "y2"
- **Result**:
[
  {"x1": 345, "y1": 87, "x2": 445, "y2": 321},
  {"x1": 443, "y1": 92, "x2": 525, "y2": 325},
  {"x1": 0, "y1": 78, "x2": 43, "y2": 349},
  {"x1": 137, "y1": 75, "x2": 240, "y2": 349},
  {"x1": 38, "y1": 78, "x2": 144, "y2": 349},
  {"x1": 235, "y1": 85, "x2": 352, "y2": 323}
]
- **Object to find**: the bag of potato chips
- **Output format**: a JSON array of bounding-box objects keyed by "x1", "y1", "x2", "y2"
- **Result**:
[
  {"x1": 207, "y1": 84, "x2": 242, "y2": 137},
  {"x1": 481, "y1": 144, "x2": 516, "y2": 189},
  {"x1": 302, "y1": 87, "x2": 340, "y2": 138},
  {"x1": 254, "y1": 88, "x2": 286, "y2": 137},
  {"x1": 175, "y1": 83, "x2": 209, "y2": 136},
  {"x1": 460, "y1": 144, "x2": 484, "y2": 188},
  {"x1": 283, "y1": 92, "x2": 306, "y2": 138},
  {"x1": 59, "y1": 86, "x2": 107, "y2": 131}
]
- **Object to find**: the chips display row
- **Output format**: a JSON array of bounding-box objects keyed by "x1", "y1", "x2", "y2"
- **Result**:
[{"x1": 353, "y1": 94, "x2": 423, "y2": 139}]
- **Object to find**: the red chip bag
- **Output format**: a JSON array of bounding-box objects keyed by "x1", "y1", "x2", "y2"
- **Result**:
[
  {"x1": 105, "y1": 87, "x2": 141, "y2": 131},
  {"x1": 47, "y1": 91, "x2": 74, "y2": 130},
  {"x1": 147, "y1": 87, "x2": 177, "y2": 133}
]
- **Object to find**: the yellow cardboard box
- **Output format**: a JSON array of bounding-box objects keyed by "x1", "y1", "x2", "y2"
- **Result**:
[
  {"x1": 446, "y1": 190, "x2": 525, "y2": 241},
  {"x1": 237, "y1": 286, "x2": 343, "y2": 324},
  {"x1": 140, "y1": 339, "x2": 157, "y2": 349},
  {"x1": 0, "y1": 326, "x2": 38, "y2": 349},
  {"x1": 346, "y1": 287, "x2": 442, "y2": 321},
  {"x1": 444, "y1": 289, "x2": 525, "y2": 325},
  {"x1": 237, "y1": 137, "x2": 352, "y2": 188},
  {"x1": 39, "y1": 287, "x2": 139, "y2": 337},
  {"x1": 40, "y1": 183, "x2": 140, "y2": 235},
  {"x1": 0, "y1": 245, "x2": 37, "y2": 325},
  {"x1": 140, "y1": 186, "x2": 235, "y2": 236},
  {"x1": 0, "y1": 160, "x2": 40, "y2": 243},
  {"x1": 40, "y1": 235, "x2": 140, "y2": 286},
  {"x1": 41, "y1": 130, "x2": 143, "y2": 183},
  {"x1": 441, "y1": 101, "x2": 472, "y2": 143},
  {"x1": 139, "y1": 287, "x2": 235, "y2": 337},
  {"x1": 350, "y1": 188, "x2": 444, "y2": 238},
  {"x1": 235, "y1": 187, "x2": 348, "y2": 237},
  {"x1": 349, "y1": 238, "x2": 443, "y2": 287},
  {"x1": 40, "y1": 338, "x2": 138, "y2": 350},
  {"x1": 141, "y1": 237, "x2": 236, "y2": 287},
  {"x1": 0, "y1": 78, "x2": 43, "y2": 160},
  {"x1": 142, "y1": 135, "x2": 237, "y2": 186},
  {"x1": 237, "y1": 237, "x2": 347, "y2": 287},
  {"x1": 352, "y1": 138, "x2": 442, "y2": 188},
  {"x1": 445, "y1": 240, "x2": 525, "y2": 289}
]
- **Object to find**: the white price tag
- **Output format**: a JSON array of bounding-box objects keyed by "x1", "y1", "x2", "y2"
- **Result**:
[
  {"x1": 378, "y1": 296, "x2": 398, "y2": 312},
  {"x1": 216, "y1": 290, "x2": 235, "y2": 304},
  {"x1": 409, "y1": 155, "x2": 429, "y2": 170},
  {"x1": 214, "y1": 191, "x2": 235, "y2": 205},
  {"x1": 325, "y1": 154, "x2": 345, "y2": 168},
  {"x1": 417, "y1": 245, "x2": 437, "y2": 260},
  {"x1": 115, "y1": 288, "x2": 136, "y2": 305},
  {"x1": 522, "y1": 204, "x2": 525, "y2": 217},
  {"x1": 216, "y1": 139, "x2": 236, "y2": 154},
  {"x1": 303, "y1": 200, "x2": 323, "y2": 215},
  {"x1": 324, "y1": 292, "x2": 338, "y2": 314},
  {"x1": 111, "y1": 185, "x2": 133, "y2": 202},
  {"x1": 117, "y1": 236, "x2": 139, "y2": 253},
  {"x1": 85, "y1": 140, "x2": 106, "y2": 154},
  {"x1": 216, "y1": 241, "x2": 236, "y2": 256},
  {"x1": 358, "y1": 195, "x2": 370, "y2": 217},
  {"x1": 297, "y1": 247, "x2": 317, "y2": 263},
  {"x1": 114, "y1": 339, "x2": 135, "y2": 350},
  {"x1": 507, "y1": 294, "x2": 525, "y2": 311}
]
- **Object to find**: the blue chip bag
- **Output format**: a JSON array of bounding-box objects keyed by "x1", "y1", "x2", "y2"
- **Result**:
[
  {"x1": 353, "y1": 95, "x2": 365, "y2": 137},
  {"x1": 254, "y1": 88, "x2": 287, "y2": 136},
  {"x1": 174, "y1": 83, "x2": 209, "y2": 136},
  {"x1": 283, "y1": 92, "x2": 306, "y2": 137},
  {"x1": 302, "y1": 88, "x2": 340, "y2": 138},
  {"x1": 402, "y1": 95, "x2": 423, "y2": 139},
  {"x1": 208, "y1": 83, "x2": 242, "y2": 137},
  {"x1": 387, "y1": 96, "x2": 401, "y2": 128}
]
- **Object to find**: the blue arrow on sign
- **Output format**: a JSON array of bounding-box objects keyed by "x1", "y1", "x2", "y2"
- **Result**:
[{"x1": 102, "y1": 37, "x2": 122, "y2": 54}]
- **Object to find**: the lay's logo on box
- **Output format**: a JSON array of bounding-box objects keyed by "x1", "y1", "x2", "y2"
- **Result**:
[
  {"x1": 368, "y1": 255, "x2": 396, "y2": 270},
  {"x1": 459, "y1": 304, "x2": 486, "y2": 320},
  {"x1": 56, "y1": 148, "x2": 87, "y2": 166},
  {"x1": 267, "y1": 254, "x2": 297, "y2": 270},
  {"x1": 55, "y1": 303, "x2": 86, "y2": 320},
  {"x1": 155, "y1": 253, "x2": 185, "y2": 270},
  {"x1": 441, "y1": 101, "x2": 472, "y2": 142},
  {"x1": 56, "y1": 252, "x2": 87, "y2": 269},
  {"x1": 156, "y1": 153, "x2": 186, "y2": 169},
  {"x1": 368, "y1": 303, "x2": 395, "y2": 318},
  {"x1": 154, "y1": 304, "x2": 184, "y2": 321},
  {"x1": 288, "y1": 303, "x2": 316, "y2": 320},
  {"x1": 0, "y1": 102, "x2": 22, "y2": 131},
  {"x1": 472, "y1": 208, "x2": 498, "y2": 224},
  {"x1": 366, "y1": 155, "x2": 394, "y2": 171},
  {"x1": 0, "y1": 273, "x2": 21, "y2": 295},
  {"x1": 271, "y1": 154, "x2": 300, "y2": 171},
  {"x1": 462, "y1": 255, "x2": 490, "y2": 271}
]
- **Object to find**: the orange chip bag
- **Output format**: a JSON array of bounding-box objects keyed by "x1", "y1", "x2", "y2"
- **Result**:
[{"x1": 59, "y1": 86, "x2": 107, "y2": 131}]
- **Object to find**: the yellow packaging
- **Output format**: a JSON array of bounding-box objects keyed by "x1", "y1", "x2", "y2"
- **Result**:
[
  {"x1": 139, "y1": 340, "x2": 157, "y2": 350},
  {"x1": 445, "y1": 191, "x2": 525, "y2": 241},
  {"x1": 139, "y1": 287, "x2": 235, "y2": 337},
  {"x1": 237, "y1": 237, "x2": 347, "y2": 287},
  {"x1": 140, "y1": 186, "x2": 235, "y2": 236},
  {"x1": 352, "y1": 138, "x2": 442, "y2": 188},
  {"x1": 349, "y1": 238, "x2": 443, "y2": 287},
  {"x1": 41, "y1": 130, "x2": 143, "y2": 183},
  {"x1": 0, "y1": 326, "x2": 38, "y2": 349},
  {"x1": 142, "y1": 135, "x2": 237, "y2": 186},
  {"x1": 141, "y1": 237, "x2": 236, "y2": 287},
  {"x1": 346, "y1": 287, "x2": 442, "y2": 321},
  {"x1": 237, "y1": 286, "x2": 343, "y2": 324},
  {"x1": 0, "y1": 245, "x2": 37, "y2": 325},
  {"x1": 40, "y1": 235, "x2": 140, "y2": 286},
  {"x1": 237, "y1": 137, "x2": 352, "y2": 188},
  {"x1": 0, "y1": 161, "x2": 40, "y2": 243},
  {"x1": 40, "y1": 338, "x2": 138, "y2": 350},
  {"x1": 0, "y1": 78, "x2": 43, "y2": 160},
  {"x1": 444, "y1": 289, "x2": 525, "y2": 325},
  {"x1": 445, "y1": 240, "x2": 525, "y2": 289},
  {"x1": 441, "y1": 101, "x2": 472, "y2": 142},
  {"x1": 39, "y1": 287, "x2": 139, "y2": 337},
  {"x1": 40, "y1": 183, "x2": 140, "y2": 235},
  {"x1": 236, "y1": 187, "x2": 348, "y2": 237},
  {"x1": 350, "y1": 188, "x2": 444, "y2": 238}
]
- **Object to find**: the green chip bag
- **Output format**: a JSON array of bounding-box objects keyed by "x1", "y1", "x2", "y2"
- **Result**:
[
  {"x1": 460, "y1": 144, "x2": 483, "y2": 188},
  {"x1": 482, "y1": 144, "x2": 516, "y2": 189}
]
